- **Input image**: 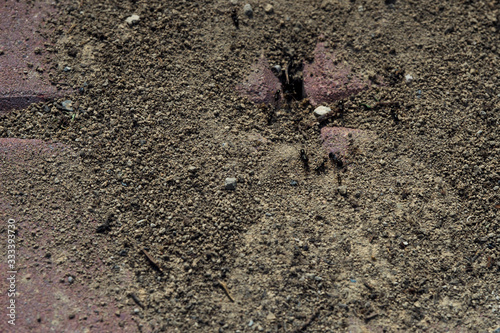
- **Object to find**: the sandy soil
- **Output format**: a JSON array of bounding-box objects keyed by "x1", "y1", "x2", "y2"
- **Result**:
[{"x1": 0, "y1": 0, "x2": 499, "y2": 332}]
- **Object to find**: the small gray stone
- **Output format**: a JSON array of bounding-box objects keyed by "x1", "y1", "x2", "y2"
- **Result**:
[
  {"x1": 125, "y1": 14, "x2": 140, "y2": 26},
  {"x1": 243, "y1": 4, "x2": 253, "y2": 17},
  {"x1": 68, "y1": 276, "x2": 74, "y2": 283},
  {"x1": 338, "y1": 185, "x2": 347, "y2": 196},
  {"x1": 61, "y1": 100, "x2": 73, "y2": 112},
  {"x1": 225, "y1": 178, "x2": 237, "y2": 190}
]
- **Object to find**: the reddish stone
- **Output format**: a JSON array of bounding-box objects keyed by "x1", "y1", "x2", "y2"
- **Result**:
[
  {"x1": 0, "y1": 139, "x2": 140, "y2": 333},
  {"x1": 303, "y1": 43, "x2": 370, "y2": 106},
  {"x1": 321, "y1": 126, "x2": 371, "y2": 163},
  {"x1": 237, "y1": 55, "x2": 282, "y2": 108},
  {"x1": 0, "y1": 0, "x2": 63, "y2": 113}
]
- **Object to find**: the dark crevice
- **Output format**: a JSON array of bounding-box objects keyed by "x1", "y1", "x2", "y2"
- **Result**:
[{"x1": 277, "y1": 56, "x2": 305, "y2": 103}]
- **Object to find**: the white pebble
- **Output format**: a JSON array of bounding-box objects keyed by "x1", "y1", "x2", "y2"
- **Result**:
[
  {"x1": 125, "y1": 14, "x2": 140, "y2": 26},
  {"x1": 313, "y1": 106, "x2": 331, "y2": 117}
]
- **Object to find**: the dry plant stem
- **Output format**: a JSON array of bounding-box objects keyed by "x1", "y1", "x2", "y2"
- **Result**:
[{"x1": 218, "y1": 281, "x2": 235, "y2": 302}]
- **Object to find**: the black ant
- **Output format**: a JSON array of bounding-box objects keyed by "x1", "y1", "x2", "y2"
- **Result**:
[
  {"x1": 274, "y1": 89, "x2": 281, "y2": 103},
  {"x1": 329, "y1": 152, "x2": 343, "y2": 168},
  {"x1": 231, "y1": 9, "x2": 239, "y2": 29},
  {"x1": 300, "y1": 149, "x2": 309, "y2": 171}
]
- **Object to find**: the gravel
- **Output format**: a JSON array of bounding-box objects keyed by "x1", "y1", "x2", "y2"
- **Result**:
[
  {"x1": 125, "y1": 14, "x2": 140, "y2": 26},
  {"x1": 225, "y1": 177, "x2": 237, "y2": 190},
  {"x1": 243, "y1": 4, "x2": 253, "y2": 18}
]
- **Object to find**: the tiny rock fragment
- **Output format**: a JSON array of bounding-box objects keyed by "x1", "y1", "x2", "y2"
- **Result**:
[
  {"x1": 225, "y1": 178, "x2": 237, "y2": 190},
  {"x1": 125, "y1": 14, "x2": 140, "y2": 26},
  {"x1": 60, "y1": 100, "x2": 73, "y2": 112},
  {"x1": 338, "y1": 185, "x2": 347, "y2": 196},
  {"x1": 264, "y1": 4, "x2": 274, "y2": 14},
  {"x1": 266, "y1": 312, "x2": 276, "y2": 320}
]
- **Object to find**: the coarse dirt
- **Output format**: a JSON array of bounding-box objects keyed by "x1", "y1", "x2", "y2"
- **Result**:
[{"x1": 0, "y1": 0, "x2": 499, "y2": 332}]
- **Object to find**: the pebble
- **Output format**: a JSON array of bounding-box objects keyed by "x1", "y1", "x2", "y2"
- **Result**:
[
  {"x1": 125, "y1": 14, "x2": 140, "y2": 26},
  {"x1": 63, "y1": 66, "x2": 72, "y2": 72},
  {"x1": 313, "y1": 105, "x2": 331, "y2": 117},
  {"x1": 405, "y1": 74, "x2": 414, "y2": 83},
  {"x1": 61, "y1": 100, "x2": 73, "y2": 112},
  {"x1": 133, "y1": 308, "x2": 140, "y2": 314},
  {"x1": 338, "y1": 185, "x2": 347, "y2": 196},
  {"x1": 68, "y1": 276, "x2": 74, "y2": 283},
  {"x1": 272, "y1": 65, "x2": 282, "y2": 75},
  {"x1": 264, "y1": 4, "x2": 274, "y2": 14},
  {"x1": 225, "y1": 178, "x2": 237, "y2": 190},
  {"x1": 290, "y1": 180, "x2": 298, "y2": 186},
  {"x1": 243, "y1": 4, "x2": 253, "y2": 17},
  {"x1": 248, "y1": 319, "x2": 254, "y2": 327},
  {"x1": 266, "y1": 313, "x2": 276, "y2": 320}
]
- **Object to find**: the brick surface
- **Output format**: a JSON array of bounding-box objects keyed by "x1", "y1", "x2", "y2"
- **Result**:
[
  {"x1": 237, "y1": 55, "x2": 282, "y2": 108},
  {"x1": 0, "y1": 139, "x2": 140, "y2": 333},
  {"x1": 0, "y1": 0, "x2": 62, "y2": 113},
  {"x1": 303, "y1": 42, "x2": 370, "y2": 106}
]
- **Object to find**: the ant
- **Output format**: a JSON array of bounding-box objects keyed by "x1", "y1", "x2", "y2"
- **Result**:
[
  {"x1": 300, "y1": 149, "x2": 309, "y2": 171},
  {"x1": 231, "y1": 9, "x2": 239, "y2": 29},
  {"x1": 329, "y1": 152, "x2": 343, "y2": 168}
]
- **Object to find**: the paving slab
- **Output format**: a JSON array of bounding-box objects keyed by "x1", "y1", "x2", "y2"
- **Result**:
[
  {"x1": 303, "y1": 42, "x2": 370, "y2": 106},
  {"x1": 237, "y1": 55, "x2": 283, "y2": 108},
  {"x1": 0, "y1": 0, "x2": 63, "y2": 114},
  {"x1": 0, "y1": 138, "x2": 139, "y2": 332}
]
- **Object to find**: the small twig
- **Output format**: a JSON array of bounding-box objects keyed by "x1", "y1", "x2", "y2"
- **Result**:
[
  {"x1": 142, "y1": 248, "x2": 164, "y2": 274},
  {"x1": 127, "y1": 292, "x2": 144, "y2": 309},
  {"x1": 218, "y1": 280, "x2": 235, "y2": 302},
  {"x1": 67, "y1": 23, "x2": 76, "y2": 34},
  {"x1": 363, "y1": 282, "x2": 374, "y2": 291},
  {"x1": 365, "y1": 312, "x2": 379, "y2": 322},
  {"x1": 285, "y1": 63, "x2": 290, "y2": 84}
]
